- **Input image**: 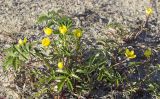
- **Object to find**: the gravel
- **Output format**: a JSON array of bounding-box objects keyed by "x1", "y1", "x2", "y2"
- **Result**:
[
  {"x1": 0, "y1": 0, "x2": 160, "y2": 98},
  {"x1": 0, "y1": 0, "x2": 159, "y2": 39}
]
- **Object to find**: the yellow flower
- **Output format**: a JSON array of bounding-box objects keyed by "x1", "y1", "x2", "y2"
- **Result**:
[
  {"x1": 59, "y1": 25, "x2": 67, "y2": 35},
  {"x1": 73, "y1": 29, "x2": 82, "y2": 38},
  {"x1": 18, "y1": 37, "x2": 27, "y2": 46},
  {"x1": 41, "y1": 37, "x2": 51, "y2": 47},
  {"x1": 18, "y1": 39, "x2": 23, "y2": 46},
  {"x1": 125, "y1": 48, "x2": 136, "y2": 59},
  {"x1": 43, "y1": 27, "x2": 53, "y2": 36},
  {"x1": 146, "y1": 7, "x2": 153, "y2": 15},
  {"x1": 23, "y1": 37, "x2": 27, "y2": 44},
  {"x1": 144, "y1": 48, "x2": 152, "y2": 58},
  {"x1": 58, "y1": 61, "x2": 64, "y2": 69}
]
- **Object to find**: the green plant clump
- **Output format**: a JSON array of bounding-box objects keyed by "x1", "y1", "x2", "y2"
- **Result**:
[{"x1": 2, "y1": 10, "x2": 160, "y2": 98}]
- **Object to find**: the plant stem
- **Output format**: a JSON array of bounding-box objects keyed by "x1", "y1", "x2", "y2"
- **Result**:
[
  {"x1": 111, "y1": 59, "x2": 127, "y2": 68},
  {"x1": 14, "y1": 45, "x2": 28, "y2": 60}
]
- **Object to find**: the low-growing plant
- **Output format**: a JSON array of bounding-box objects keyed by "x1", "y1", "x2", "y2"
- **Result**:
[
  {"x1": 2, "y1": 8, "x2": 160, "y2": 99},
  {"x1": 3, "y1": 11, "x2": 84, "y2": 98}
]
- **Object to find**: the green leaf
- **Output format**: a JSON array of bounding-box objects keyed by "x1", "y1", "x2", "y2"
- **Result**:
[
  {"x1": 128, "y1": 62, "x2": 141, "y2": 67},
  {"x1": 48, "y1": 10, "x2": 59, "y2": 17},
  {"x1": 31, "y1": 69, "x2": 38, "y2": 75},
  {"x1": 76, "y1": 69, "x2": 87, "y2": 74},
  {"x1": 37, "y1": 15, "x2": 48, "y2": 23},
  {"x1": 47, "y1": 76, "x2": 54, "y2": 83},
  {"x1": 144, "y1": 48, "x2": 152, "y2": 58},
  {"x1": 39, "y1": 77, "x2": 47, "y2": 84},
  {"x1": 148, "y1": 83, "x2": 155, "y2": 92},
  {"x1": 25, "y1": 44, "x2": 30, "y2": 52},
  {"x1": 157, "y1": 64, "x2": 160, "y2": 70},
  {"x1": 58, "y1": 16, "x2": 72, "y2": 27},
  {"x1": 90, "y1": 53, "x2": 100, "y2": 65},
  {"x1": 12, "y1": 57, "x2": 20, "y2": 70},
  {"x1": 56, "y1": 69, "x2": 69, "y2": 75},
  {"x1": 97, "y1": 70, "x2": 103, "y2": 81},
  {"x1": 104, "y1": 69, "x2": 111, "y2": 78},
  {"x1": 24, "y1": 43, "x2": 32, "y2": 52},
  {"x1": 57, "y1": 78, "x2": 66, "y2": 92},
  {"x1": 55, "y1": 76, "x2": 67, "y2": 80},
  {"x1": 51, "y1": 69, "x2": 55, "y2": 78},
  {"x1": 66, "y1": 79, "x2": 73, "y2": 91},
  {"x1": 53, "y1": 30, "x2": 60, "y2": 34},
  {"x1": 47, "y1": 21, "x2": 54, "y2": 27},
  {"x1": 14, "y1": 45, "x2": 28, "y2": 60},
  {"x1": 34, "y1": 48, "x2": 50, "y2": 68},
  {"x1": 34, "y1": 88, "x2": 48, "y2": 97},
  {"x1": 71, "y1": 73, "x2": 81, "y2": 80},
  {"x1": 116, "y1": 79, "x2": 119, "y2": 86},
  {"x1": 3, "y1": 56, "x2": 14, "y2": 70}
]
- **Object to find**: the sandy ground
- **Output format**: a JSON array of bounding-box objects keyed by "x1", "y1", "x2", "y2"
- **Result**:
[
  {"x1": 0, "y1": 0, "x2": 160, "y2": 98},
  {"x1": 0, "y1": 0, "x2": 159, "y2": 37}
]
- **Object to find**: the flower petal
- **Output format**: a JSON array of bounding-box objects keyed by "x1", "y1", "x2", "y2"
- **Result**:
[
  {"x1": 130, "y1": 50, "x2": 134, "y2": 56},
  {"x1": 125, "y1": 49, "x2": 130, "y2": 54}
]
